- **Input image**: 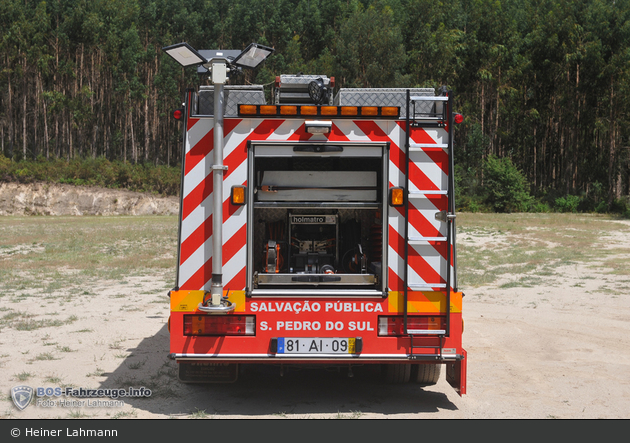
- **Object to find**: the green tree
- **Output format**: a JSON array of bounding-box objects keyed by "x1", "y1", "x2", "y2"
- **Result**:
[
  {"x1": 483, "y1": 155, "x2": 533, "y2": 213},
  {"x1": 335, "y1": 3, "x2": 408, "y2": 87}
]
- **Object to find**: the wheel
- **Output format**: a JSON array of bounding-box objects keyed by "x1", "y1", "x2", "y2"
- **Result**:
[
  {"x1": 411, "y1": 364, "x2": 441, "y2": 386},
  {"x1": 382, "y1": 363, "x2": 411, "y2": 383}
]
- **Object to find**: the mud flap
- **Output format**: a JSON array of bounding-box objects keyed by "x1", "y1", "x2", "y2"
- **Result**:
[
  {"x1": 446, "y1": 349, "x2": 467, "y2": 396},
  {"x1": 178, "y1": 361, "x2": 238, "y2": 383}
]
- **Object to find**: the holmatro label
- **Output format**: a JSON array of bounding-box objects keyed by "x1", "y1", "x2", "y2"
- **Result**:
[{"x1": 291, "y1": 216, "x2": 335, "y2": 224}]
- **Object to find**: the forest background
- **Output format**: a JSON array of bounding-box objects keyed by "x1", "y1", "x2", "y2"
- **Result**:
[{"x1": 1, "y1": 0, "x2": 629, "y2": 215}]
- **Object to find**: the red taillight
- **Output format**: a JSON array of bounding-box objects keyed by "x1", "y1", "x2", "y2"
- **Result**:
[
  {"x1": 454, "y1": 113, "x2": 464, "y2": 124},
  {"x1": 173, "y1": 109, "x2": 183, "y2": 120},
  {"x1": 183, "y1": 315, "x2": 255, "y2": 336},
  {"x1": 378, "y1": 316, "x2": 446, "y2": 336}
]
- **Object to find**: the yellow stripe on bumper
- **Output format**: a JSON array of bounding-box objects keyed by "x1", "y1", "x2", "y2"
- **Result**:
[
  {"x1": 170, "y1": 290, "x2": 246, "y2": 312},
  {"x1": 388, "y1": 291, "x2": 462, "y2": 314}
]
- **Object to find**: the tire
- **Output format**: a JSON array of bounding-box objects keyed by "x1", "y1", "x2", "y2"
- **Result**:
[
  {"x1": 382, "y1": 363, "x2": 411, "y2": 383},
  {"x1": 411, "y1": 364, "x2": 441, "y2": 386}
]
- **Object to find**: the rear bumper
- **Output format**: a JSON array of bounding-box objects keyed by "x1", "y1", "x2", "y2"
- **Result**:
[
  {"x1": 168, "y1": 352, "x2": 465, "y2": 362},
  {"x1": 169, "y1": 289, "x2": 466, "y2": 394}
]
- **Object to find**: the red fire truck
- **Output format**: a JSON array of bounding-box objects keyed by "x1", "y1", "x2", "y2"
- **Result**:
[{"x1": 164, "y1": 43, "x2": 466, "y2": 395}]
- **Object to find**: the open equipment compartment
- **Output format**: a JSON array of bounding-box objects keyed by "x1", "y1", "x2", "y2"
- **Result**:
[{"x1": 246, "y1": 141, "x2": 389, "y2": 296}]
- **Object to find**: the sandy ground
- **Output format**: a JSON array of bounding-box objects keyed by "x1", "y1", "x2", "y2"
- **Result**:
[{"x1": 1, "y1": 212, "x2": 629, "y2": 419}]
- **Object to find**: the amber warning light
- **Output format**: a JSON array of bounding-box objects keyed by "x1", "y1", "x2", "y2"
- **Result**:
[
  {"x1": 231, "y1": 185, "x2": 246, "y2": 205},
  {"x1": 238, "y1": 104, "x2": 400, "y2": 119},
  {"x1": 389, "y1": 187, "x2": 405, "y2": 207}
]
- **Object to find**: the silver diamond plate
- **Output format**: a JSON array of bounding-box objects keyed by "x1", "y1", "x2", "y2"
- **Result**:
[{"x1": 196, "y1": 85, "x2": 266, "y2": 116}]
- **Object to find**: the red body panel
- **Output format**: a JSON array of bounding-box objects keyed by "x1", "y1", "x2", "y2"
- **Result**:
[{"x1": 170, "y1": 292, "x2": 463, "y2": 361}]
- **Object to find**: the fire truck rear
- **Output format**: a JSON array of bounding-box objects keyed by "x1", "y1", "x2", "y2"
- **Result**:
[{"x1": 164, "y1": 46, "x2": 466, "y2": 395}]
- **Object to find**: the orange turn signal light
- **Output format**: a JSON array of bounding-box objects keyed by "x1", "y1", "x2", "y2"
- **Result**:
[
  {"x1": 280, "y1": 106, "x2": 298, "y2": 115},
  {"x1": 231, "y1": 185, "x2": 246, "y2": 205},
  {"x1": 239, "y1": 105, "x2": 257, "y2": 115},
  {"x1": 340, "y1": 106, "x2": 358, "y2": 116},
  {"x1": 361, "y1": 107, "x2": 378, "y2": 116},
  {"x1": 260, "y1": 105, "x2": 278, "y2": 115},
  {"x1": 321, "y1": 106, "x2": 338, "y2": 116},
  {"x1": 237, "y1": 104, "x2": 400, "y2": 119},
  {"x1": 381, "y1": 107, "x2": 399, "y2": 117},
  {"x1": 389, "y1": 187, "x2": 405, "y2": 207},
  {"x1": 300, "y1": 106, "x2": 318, "y2": 116}
]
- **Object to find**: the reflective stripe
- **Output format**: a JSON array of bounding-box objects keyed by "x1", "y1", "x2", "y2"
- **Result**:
[{"x1": 177, "y1": 118, "x2": 454, "y2": 292}]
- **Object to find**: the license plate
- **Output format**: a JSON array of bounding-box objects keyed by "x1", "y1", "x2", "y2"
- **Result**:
[{"x1": 277, "y1": 338, "x2": 356, "y2": 354}]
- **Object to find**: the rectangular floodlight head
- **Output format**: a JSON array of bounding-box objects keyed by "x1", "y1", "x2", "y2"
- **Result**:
[
  {"x1": 162, "y1": 42, "x2": 207, "y2": 67},
  {"x1": 233, "y1": 43, "x2": 275, "y2": 69}
]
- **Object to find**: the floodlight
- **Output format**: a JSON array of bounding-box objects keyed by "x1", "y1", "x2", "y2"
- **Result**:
[
  {"x1": 232, "y1": 43, "x2": 274, "y2": 69},
  {"x1": 162, "y1": 42, "x2": 207, "y2": 67},
  {"x1": 160, "y1": 41, "x2": 273, "y2": 311}
]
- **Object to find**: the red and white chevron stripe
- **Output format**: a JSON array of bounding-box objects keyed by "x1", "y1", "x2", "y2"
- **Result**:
[{"x1": 177, "y1": 117, "x2": 453, "y2": 293}]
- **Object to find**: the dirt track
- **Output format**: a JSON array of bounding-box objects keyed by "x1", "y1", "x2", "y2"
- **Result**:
[
  {"x1": 5, "y1": 265, "x2": 628, "y2": 419},
  {"x1": 1, "y1": 204, "x2": 629, "y2": 419}
]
